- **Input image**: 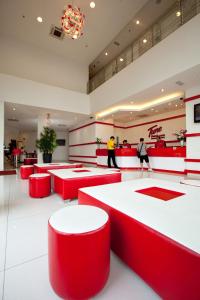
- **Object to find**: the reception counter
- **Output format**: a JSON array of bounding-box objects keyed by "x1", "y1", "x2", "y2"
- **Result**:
[{"x1": 96, "y1": 147, "x2": 186, "y2": 174}]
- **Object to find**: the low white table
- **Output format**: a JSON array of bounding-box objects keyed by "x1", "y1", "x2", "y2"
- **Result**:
[
  {"x1": 48, "y1": 167, "x2": 121, "y2": 200},
  {"x1": 78, "y1": 178, "x2": 200, "y2": 300},
  {"x1": 34, "y1": 162, "x2": 83, "y2": 173}
]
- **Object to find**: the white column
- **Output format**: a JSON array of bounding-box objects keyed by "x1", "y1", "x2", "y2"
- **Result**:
[
  {"x1": 0, "y1": 101, "x2": 4, "y2": 170},
  {"x1": 37, "y1": 116, "x2": 47, "y2": 163},
  {"x1": 185, "y1": 86, "x2": 200, "y2": 178}
]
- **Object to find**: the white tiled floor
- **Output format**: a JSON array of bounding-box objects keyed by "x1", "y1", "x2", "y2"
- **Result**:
[{"x1": 0, "y1": 170, "x2": 185, "y2": 300}]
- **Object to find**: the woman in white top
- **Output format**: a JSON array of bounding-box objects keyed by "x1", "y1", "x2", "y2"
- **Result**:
[{"x1": 137, "y1": 138, "x2": 152, "y2": 171}]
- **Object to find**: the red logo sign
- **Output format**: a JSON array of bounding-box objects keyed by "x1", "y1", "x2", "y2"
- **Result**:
[{"x1": 148, "y1": 125, "x2": 165, "y2": 140}]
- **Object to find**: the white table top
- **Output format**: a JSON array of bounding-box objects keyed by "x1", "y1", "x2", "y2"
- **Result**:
[
  {"x1": 49, "y1": 205, "x2": 108, "y2": 234},
  {"x1": 48, "y1": 167, "x2": 120, "y2": 179},
  {"x1": 80, "y1": 178, "x2": 200, "y2": 254},
  {"x1": 29, "y1": 173, "x2": 50, "y2": 178},
  {"x1": 34, "y1": 162, "x2": 80, "y2": 168},
  {"x1": 21, "y1": 165, "x2": 34, "y2": 168}
]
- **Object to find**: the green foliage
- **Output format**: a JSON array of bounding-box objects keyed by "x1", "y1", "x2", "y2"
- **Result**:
[{"x1": 36, "y1": 127, "x2": 57, "y2": 154}]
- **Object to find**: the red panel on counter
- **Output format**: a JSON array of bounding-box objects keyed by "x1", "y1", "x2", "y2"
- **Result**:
[
  {"x1": 135, "y1": 187, "x2": 185, "y2": 201},
  {"x1": 97, "y1": 147, "x2": 186, "y2": 158}
]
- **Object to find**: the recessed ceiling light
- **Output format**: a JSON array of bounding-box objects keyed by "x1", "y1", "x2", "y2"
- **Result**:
[
  {"x1": 37, "y1": 16, "x2": 43, "y2": 23},
  {"x1": 175, "y1": 104, "x2": 178, "y2": 107},
  {"x1": 168, "y1": 102, "x2": 171, "y2": 106},
  {"x1": 105, "y1": 52, "x2": 108, "y2": 56},
  {"x1": 161, "y1": 88, "x2": 164, "y2": 92},
  {"x1": 176, "y1": 11, "x2": 181, "y2": 17},
  {"x1": 13, "y1": 107, "x2": 16, "y2": 111},
  {"x1": 119, "y1": 58, "x2": 124, "y2": 62},
  {"x1": 130, "y1": 101, "x2": 134, "y2": 104},
  {"x1": 130, "y1": 112, "x2": 133, "y2": 114},
  {"x1": 151, "y1": 108, "x2": 154, "y2": 111},
  {"x1": 143, "y1": 38, "x2": 147, "y2": 44},
  {"x1": 136, "y1": 20, "x2": 140, "y2": 25},
  {"x1": 90, "y1": 2, "x2": 96, "y2": 8}
]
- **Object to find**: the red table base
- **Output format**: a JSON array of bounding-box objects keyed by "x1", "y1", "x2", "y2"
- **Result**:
[
  {"x1": 54, "y1": 172, "x2": 121, "y2": 200},
  {"x1": 78, "y1": 191, "x2": 200, "y2": 300},
  {"x1": 48, "y1": 218, "x2": 110, "y2": 299}
]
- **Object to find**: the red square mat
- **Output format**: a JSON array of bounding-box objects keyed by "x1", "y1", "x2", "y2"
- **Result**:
[
  {"x1": 135, "y1": 186, "x2": 185, "y2": 201},
  {"x1": 73, "y1": 170, "x2": 90, "y2": 173}
]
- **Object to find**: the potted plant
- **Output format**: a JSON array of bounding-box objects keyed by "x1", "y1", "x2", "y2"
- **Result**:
[
  {"x1": 36, "y1": 127, "x2": 57, "y2": 163},
  {"x1": 173, "y1": 129, "x2": 187, "y2": 147}
]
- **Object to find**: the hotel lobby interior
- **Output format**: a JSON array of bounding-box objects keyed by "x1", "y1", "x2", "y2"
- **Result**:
[{"x1": 0, "y1": 0, "x2": 200, "y2": 299}]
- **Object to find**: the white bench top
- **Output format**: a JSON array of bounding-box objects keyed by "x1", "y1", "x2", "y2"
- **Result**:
[
  {"x1": 80, "y1": 178, "x2": 200, "y2": 254},
  {"x1": 49, "y1": 205, "x2": 108, "y2": 234},
  {"x1": 48, "y1": 167, "x2": 119, "y2": 179},
  {"x1": 34, "y1": 162, "x2": 80, "y2": 168}
]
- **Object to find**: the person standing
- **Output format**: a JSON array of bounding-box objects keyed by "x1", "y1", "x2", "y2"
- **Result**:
[
  {"x1": 122, "y1": 139, "x2": 131, "y2": 148},
  {"x1": 137, "y1": 138, "x2": 152, "y2": 171},
  {"x1": 155, "y1": 136, "x2": 166, "y2": 148},
  {"x1": 107, "y1": 136, "x2": 119, "y2": 168}
]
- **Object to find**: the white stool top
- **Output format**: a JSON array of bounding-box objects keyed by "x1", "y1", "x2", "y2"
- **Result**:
[
  {"x1": 180, "y1": 179, "x2": 200, "y2": 187},
  {"x1": 49, "y1": 205, "x2": 108, "y2": 234},
  {"x1": 80, "y1": 178, "x2": 200, "y2": 254},
  {"x1": 48, "y1": 167, "x2": 120, "y2": 179},
  {"x1": 29, "y1": 173, "x2": 50, "y2": 178},
  {"x1": 21, "y1": 165, "x2": 34, "y2": 168}
]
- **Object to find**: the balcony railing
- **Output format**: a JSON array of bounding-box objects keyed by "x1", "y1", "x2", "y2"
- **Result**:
[{"x1": 88, "y1": 0, "x2": 200, "y2": 94}]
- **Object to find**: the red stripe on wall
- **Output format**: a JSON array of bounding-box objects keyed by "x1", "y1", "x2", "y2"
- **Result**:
[
  {"x1": 69, "y1": 114, "x2": 185, "y2": 133},
  {"x1": 184, "y1": 95, "x2": 200, "y2": 103},
  {"x1": 69, "y1": 142, "x2": 107, "y2": 147},
  {"x1": 69, "y1": 121, "x2": 114, "y2": 133},
  {"x1": 125, "y1": 114, "x2": 185, "y2": 129},
  {"x1": 69, "y1": 159, "x2": 97, "y2": 165},
  {"x1": 185, "y1": 169, "x2": 200, "y2": 174},
  {"x1": 185, "y1": 159, "x2": 200, "y2": 162},
  {"x1": 185, "y1": 133, "x2": 200, "y2": 137},
  {"x1": 69, "y1": 155, "x2": 97, "y2": 158}
]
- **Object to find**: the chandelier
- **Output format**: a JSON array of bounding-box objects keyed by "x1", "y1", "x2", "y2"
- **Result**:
[{"x1": 61, "y1": 4, "x2": 85, "y2": 40}]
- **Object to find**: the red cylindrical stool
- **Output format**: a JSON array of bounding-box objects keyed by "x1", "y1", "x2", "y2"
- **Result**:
[
  {"x1": 29, "y1": 173, "x2": 51, "y2": 198},
  {"x1": 48, "y1": 205, "x2": 110, "y2": 300},
  {"x1": 20, "y1": 165, "x2": 34, "y2": 179}
]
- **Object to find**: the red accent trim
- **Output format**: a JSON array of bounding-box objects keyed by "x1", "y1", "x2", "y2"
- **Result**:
[
  {"x1": 185, "y1": 169, "x2": 200, "y2": 174},
  {"x1": 69, "y1": 159, "x2": 97, "y2": 165},
  {"x1": 69, "y1": 142, "x2": 96, "y2": 147},
  {"x1": 125, "y1": 114, "x2": 185, "y2": 129},
  {"x1": 69, "y1": 121, "x2": 114, "y2": 133},
  {"x1": 69, "y1": 114, "x2": 185, "y2": 133},
  {"x1": 0, "y1": 170, "x2": 17, "y2": 176},
  {"x1": 184, "y1": 95, "x2": 200, "y2": 103},
  {"x1": 185, "y1": 159, "x2": 200, "y2": 162},
  {"x1": 131, "y1": 140, "x2": 179, "y2": 146},
  {"x1": 69, "y1": 142, "x2": 107, "y2": 147},
  {"x1": 69, "y1": 155, "x2": 97, "y2": 158},
  {"x1": 185, "y1": 133, "x2": 200, "y2": 137}
]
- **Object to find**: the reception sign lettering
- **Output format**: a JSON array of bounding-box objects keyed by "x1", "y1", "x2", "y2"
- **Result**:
[{"x1": 148, "y1": 125, "x2": 165, "y2": 140}]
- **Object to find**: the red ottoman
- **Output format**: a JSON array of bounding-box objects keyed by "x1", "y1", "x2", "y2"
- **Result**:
[
  {"x1": 20, "y1": 165, "x2": 34, "y2": 179},
  {"x1": 48, "y1": 205, "x2": 110, "y2": 300},
  {"x1": 29, "y1": 173, "x2": 51, "y2": 198}
]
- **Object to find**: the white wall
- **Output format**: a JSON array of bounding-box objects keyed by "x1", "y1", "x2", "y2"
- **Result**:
[
  {"x1": 0, "y1": 73, "x2": 90, "y2": 115},
  {"x1": 53, "y1": 131, "x2": 69, "y2": 162},
  {"x1": 0, "y1": 36, "x2": 88, "y2": 93},
  {"x1": 90, "y1": 14, "x2": 200, "y2": 113},
  {"x1": 0, "y1": 101, "x2": 4, "y2": 170},
  {"x1": 124, "y1": 109, "x2": 185, "y2": 145},
  {"x1": 185, "y1": 87, "x2": 200, "y2": 163}
]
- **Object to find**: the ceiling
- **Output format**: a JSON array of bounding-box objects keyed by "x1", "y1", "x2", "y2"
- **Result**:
[
  {"x1": 0, "y1": 0, "x2": 148, "y2": 65},
  {"x1": 5, "y1": 102, "x2": 89, "y2": 131}
]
